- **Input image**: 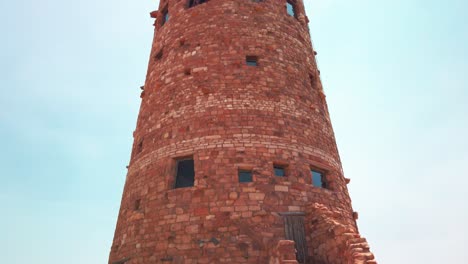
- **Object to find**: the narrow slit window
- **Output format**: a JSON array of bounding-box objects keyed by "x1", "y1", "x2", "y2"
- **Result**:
[
  {"x1": 134, "y1": 199, "x2": 141, "y2": 211},
  {"x1": 188, "y1": 0, "x2": 207, "y2": 8},
  {"x1": 286, "y1": 1, "x2": 296, "y2": 17},
  {"x1": 311, "y1": 169, "x2": 327, "y2": 188},
  {"x1": 136, "y1": 140, "x2": 143, "y2": 154},
  {"x1": 238, "y1": 169, "x2": 253, "y2": 183},
  {"x1": 161, "y1": 8, "x2": 169, "y2": 25},
  {"x1": 309, "y1": 73, "x2": 315, "y2": 89},
  {"x1": 175, "y1": 158, "x2": 195, "y2": 188},
  {"x1": 112, "y1": 258, "x2": 130, "y2": 264},
  {"x1": 246, "y1": 56, "x2": 258, "y2": 66},
  {"x1": 274, "y1": 165, "x2": 286, "y2": 177}
]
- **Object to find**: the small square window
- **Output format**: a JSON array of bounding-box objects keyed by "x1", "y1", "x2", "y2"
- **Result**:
[
  {"x1": 311, "y1": 169, "x2": 327, "y2": 188},
  {"x1": 286, "y1": 1, "x2": 296, "y2": 17},
  {"x1": 155, "y1": 49, "x2": 163, "y2": 60},
  {"x1": 175, "y1": 158, "x2": 195, "y2": 188},
  {"x1": 274, "y1": 165, "x2": 286, "y2": 177},
  {"x1": 246, "y1": 56, "x2": 258, "y2": 66},
  {"x1": 238, "y1": 170, "x2": 253, "y2": 183}
]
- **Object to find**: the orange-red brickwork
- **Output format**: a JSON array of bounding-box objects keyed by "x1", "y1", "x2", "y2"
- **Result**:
[{"x1": 109, "y1": 0, "x2": 376, "y2": 263}]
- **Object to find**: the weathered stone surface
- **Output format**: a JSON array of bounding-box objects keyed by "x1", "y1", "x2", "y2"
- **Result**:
[{"x1": 108, "y1": 0, "x2": 376, "y2": 263}]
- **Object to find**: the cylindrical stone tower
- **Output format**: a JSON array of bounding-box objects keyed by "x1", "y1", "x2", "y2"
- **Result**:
[{"x1": 109, "y1": 1, "x2": 376, "y2": 263}]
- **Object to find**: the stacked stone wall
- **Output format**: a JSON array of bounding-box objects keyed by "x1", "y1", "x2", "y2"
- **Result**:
[
  {"x1": 109, "y1": 0, "x2": 375, "y2": 263},
  {"x1": 269, "y1": 240, "x2": 298, "y2": 264},
  {"x1": 304, "y1": 204, "x2": 376, "y2": 264}
]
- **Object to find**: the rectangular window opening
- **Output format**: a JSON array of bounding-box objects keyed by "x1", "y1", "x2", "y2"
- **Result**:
[
  {"x1": 311, "y1": 169, "x2": 327, "y2": 188},
  {"x1": 274, "y1": 165, "x2": 286, "y2": 177},
  {"x1": 246, "y1": 56, "x2": 258, "y2": 67},
  {"x1": 238, "y1": 169, "x2": 253, "y2": 183},
  {"x1": 286, "y1": 1, "x2": 296, "y2": 17},
  {"x1": 175, "y1": 158, "x2": 195, "y2": 188},
  {"x1": 188, "y1": 0, "x2": 208, "y2": 8}
]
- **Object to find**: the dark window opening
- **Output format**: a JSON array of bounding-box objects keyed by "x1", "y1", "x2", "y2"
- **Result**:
[
  {"x1": 161, "y1": 8, "x2": 169, "y2": 25},
  {"x1": 188, "y1": 0, "x2": 207, "y2": 8},
  {"x1": 112, "y1": 258, "x2": 130, "y2": 264},
  {"x1": 155, "y1": 49, "x2": 163, "y2": 60},
  {"x1": 309, "y1": 73, "x2": 315, "y2": 89},
  {"x1": 246, "y1": 56, "x2": 258, "y2": 66},
  {"x1": 238, "y1": 170, "x2": 253, "y2": 183},
  {"x1": 286, "y1": 1, "x2": 296, "y2": 17},
  {"x1": 175, "y1": 158, "x2": 195, "y2": 188},
  {"x1": 136, "y1": 140, "x2": 143, "y2": 154},
  {"x1": 274, "y1": 165, "x2": 286, "y2": 177},
  {"x1": 311, "y1": 169, "x2": 327, "y2": 188},
  {"x1": 134, "y1": 199, "x2": 141, "y2": 211}
]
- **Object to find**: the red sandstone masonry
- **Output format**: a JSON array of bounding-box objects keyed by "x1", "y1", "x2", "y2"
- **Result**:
[
  {"x1": 269, "y1": 240, "x2": 298, "y2": 264},
  {"x1": 109, "y1": 0, "x2": 376, "y2": 263},
  {"x1": 304, "y1": 203, "x2": 376, "y2": 264}
]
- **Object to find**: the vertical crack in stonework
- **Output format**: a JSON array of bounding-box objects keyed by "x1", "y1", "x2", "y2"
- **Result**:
[{"x1": 108, "y1": 0, "x2": 377, "y2": 263}]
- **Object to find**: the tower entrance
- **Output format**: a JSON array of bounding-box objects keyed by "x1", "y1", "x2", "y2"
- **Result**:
[{"x1": 282, "y1": 212, "x2": 308, "y2": 263}]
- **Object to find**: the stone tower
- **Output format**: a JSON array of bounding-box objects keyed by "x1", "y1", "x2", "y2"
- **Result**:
[{"x1": 109, "y1": 0, "x2": 376, "y2": 263}]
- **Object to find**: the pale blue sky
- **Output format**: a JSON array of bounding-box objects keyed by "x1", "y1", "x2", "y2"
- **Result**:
[{"x1": 1, "y1": 0, "x2": 467, "y2": 263}]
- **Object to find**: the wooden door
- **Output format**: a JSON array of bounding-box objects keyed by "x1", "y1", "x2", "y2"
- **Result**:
[{"x1": 283, "y1": 213, "x2": 307, "y2": 263}]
